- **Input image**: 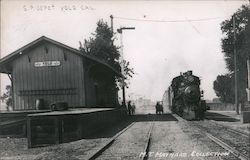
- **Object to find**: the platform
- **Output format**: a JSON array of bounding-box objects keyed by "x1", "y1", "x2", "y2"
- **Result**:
[
  {"x1": 0, "y1": 110, "x2": 50, "y2": 137},
  {"x1": 0, "y1": 110, "x2": 50, "y2": 122},
  {"x1": 27, "y1": 108, "x2": 127, "y2": 148},
  {"x1": 205, "y1": 110, "x2": 250, "y2": 134}
]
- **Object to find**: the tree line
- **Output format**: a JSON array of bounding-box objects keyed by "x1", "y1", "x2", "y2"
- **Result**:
[{"x1": 213, "y1": 5, "x2": 250, "y2": 106}]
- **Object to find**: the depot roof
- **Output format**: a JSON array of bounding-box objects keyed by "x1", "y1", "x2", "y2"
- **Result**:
[{"x1": 0, "y1": 36, "x2": 121, "y2": 76}]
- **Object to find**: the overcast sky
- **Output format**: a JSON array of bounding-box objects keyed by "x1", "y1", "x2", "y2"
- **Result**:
[{"x1": 0, "y1": 0, "x2": 248, "y2": 102}]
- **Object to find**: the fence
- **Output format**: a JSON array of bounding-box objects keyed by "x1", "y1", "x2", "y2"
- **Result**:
[
  {"x1": 207, "y1": 103, "x2": 235, "y2": 111},
  {"x1": 207, "y1": 102, "x2": 250, "y2": 111}
]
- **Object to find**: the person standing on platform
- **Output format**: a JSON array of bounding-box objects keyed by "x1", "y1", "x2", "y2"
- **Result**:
[
  {"x1": 127, "y1": 101, "x2": 132, "y2": 115},
  {"x1": 131, "y1": 103, "x2": 136, "y2": 115}
]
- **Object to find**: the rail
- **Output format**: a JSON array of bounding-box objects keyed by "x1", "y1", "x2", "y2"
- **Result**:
[
  {"x1": 87, "y1": 122, "x2": 135, "y2": 160},
  {"x1": 206, "y1": 133, "x2": 249, "y2": 160},
  {"x1": 141, "y1": 122, "x2": 154, "y2": 160},
  {"x1": 209, "y1": 120, "x2": 249, "y2": 139},
  {"x1": 173, "y1": 114, "x2": 249, "y2": 160}
]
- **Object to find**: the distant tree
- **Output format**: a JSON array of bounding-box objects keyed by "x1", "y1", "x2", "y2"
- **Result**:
[
  {"x1": 0, "y1": 85, "x2": 13, "y2": 111},
  {"x1": 80, "y1": 20, "x2": 120, "y2": 69},
  {"x1": 213, "y1": 74, "x2": 234, "y2": 103},
  {"x1": 220, "y1": 5, "x2": 250, "y2": 103},
  {"x1": 79, "y1": 19, "x2": 134, "y2": 88}
]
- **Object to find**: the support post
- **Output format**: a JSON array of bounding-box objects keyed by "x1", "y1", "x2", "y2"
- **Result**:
[
  {"x1": 233, "y1": 15, "x2": 239, "y2": 115},
  {"x1": 27, "y1": 117, "x2": 32, "y2": 148},
  {"x1": 247, "y1": 59, "x2": 250, "y2": 101}
]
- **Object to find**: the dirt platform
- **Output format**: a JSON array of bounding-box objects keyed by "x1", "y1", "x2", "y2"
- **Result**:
[{"x1": 206, "y1": 110, "x2": 250, "y2": 134}]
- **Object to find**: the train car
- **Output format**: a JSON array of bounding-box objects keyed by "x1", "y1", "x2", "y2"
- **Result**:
[{"x1": 165, "y1": 71, "x2": 206, "y2": 120}]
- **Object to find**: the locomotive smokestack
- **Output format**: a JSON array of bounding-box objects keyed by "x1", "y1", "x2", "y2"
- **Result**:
[{"x1": 187, "y1": 70, "x2": 192, "y2": 75}]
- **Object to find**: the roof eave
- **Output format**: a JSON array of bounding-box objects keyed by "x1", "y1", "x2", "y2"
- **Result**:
[{"x1": 0, "y1": 36, "x2": 122, "y2": 76}]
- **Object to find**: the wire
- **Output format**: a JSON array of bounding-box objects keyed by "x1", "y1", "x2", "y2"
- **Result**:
[{"x1": 113, "y1": 16, "x2": 230, "y2": 23}]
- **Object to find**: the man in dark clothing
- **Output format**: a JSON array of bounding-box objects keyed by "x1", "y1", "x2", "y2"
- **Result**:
[
  {"x1": 127, "y1": 101, "x2": 132, "y2": 115},
  {"x1": 155, "y1": 102, "x2": 163, "y2": 114}
]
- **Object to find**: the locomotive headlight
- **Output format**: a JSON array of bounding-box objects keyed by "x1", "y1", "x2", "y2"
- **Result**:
[{"x1": 184, "y1": 86, "x2": 200, "y2": 102}]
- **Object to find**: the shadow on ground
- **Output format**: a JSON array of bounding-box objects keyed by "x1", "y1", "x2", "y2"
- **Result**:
[
  {"x1": 130, "y1": 113, "x2": 178, "y2": 122},
  {"x1": 205, "y1": 112, "x2": 240, "y2": 122},
  {"x1": 87, "y1": 113, "x2": 177, "y2": 139}
]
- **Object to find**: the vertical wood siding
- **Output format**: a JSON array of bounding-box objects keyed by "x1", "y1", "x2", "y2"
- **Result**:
[
  {"x1": 84, "y1": 71, "x2": 97, "y2": 107},
  {"x1": 84, "y1": 66, "x2": 117, "y2": 107},
  {"x1": 12, "y1": 42, "x2": 85, "y2": 110}
]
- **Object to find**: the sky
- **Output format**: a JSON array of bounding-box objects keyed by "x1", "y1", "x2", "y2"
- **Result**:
[{"x1": 0, "y1": 0, "x2": 249, "y2": 103}]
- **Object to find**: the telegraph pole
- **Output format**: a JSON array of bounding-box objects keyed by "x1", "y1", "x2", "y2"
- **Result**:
[
  {"x1": 233, "y1": 15, "x2": 239, "y2": 115},
  {"x1": 110, "y1": 15, "x2": 136, "y2": 106},
  {"x1": 117, "y1": 27, "x2": 135, "y2": 107},
  {"x1": 110, "y1": 15, "x2": 114, "y2": 34},
  {"x1": 119, "y1": 30, "x2": 126, "y2": 105}
]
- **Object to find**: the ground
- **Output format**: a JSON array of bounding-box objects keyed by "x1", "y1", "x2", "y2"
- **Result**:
[
  {"x1": 206, "y1": 110, "x2": 250, "y2": 134},
  {"x1": 0, "y1": 108, "x2": 249, "y2": 160}
]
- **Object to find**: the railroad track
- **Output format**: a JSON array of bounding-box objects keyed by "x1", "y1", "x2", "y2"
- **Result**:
[
  {"x1": 206, "y1": 132, "x2": 249, "y2": 160},
  {"x1": 174, "y1": 114, "x2": 249, "y2": 160},
  {"x1": 140, "y1": 122, "x2": 154, "y2": 160},
  {"x1": 208, "y1": 120, "x2": 249, "y2": 139},
  {"x1": 87, "y1": 114, "x2": 248, "y2": 160},
  {"x1": 87, "y1": 119, "x2": 156, "y2": 160},
  {"x1": 194, "y1": 123, "x2": 249, "y2": 160},
  {"x1": 87, "y1": 122, "x2": 136, "y2": 160}
]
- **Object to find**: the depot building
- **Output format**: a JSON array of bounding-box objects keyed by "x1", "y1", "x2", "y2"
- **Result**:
[{"x1": 0, "y1": 36, "x2": 120, "y2": 110}]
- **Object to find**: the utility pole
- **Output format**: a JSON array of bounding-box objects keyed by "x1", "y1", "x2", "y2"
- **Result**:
[
  {"x1": 110, "y1": 15, "x2": 114, "y2": 34},
  {"x1": 117, "y1": 27, "x2": 135, "y2": 107},
  {"x1": 110, "y1": 15, "x2": 118, "y2": 106},
  {"x1": 110, "y1": 15, "x2": 136, "y2": 107},
  {"x1": 233, "y1": 15, "x2": 239, "y2": 115},
  {"x1": 119, "y1": 30, "x2": 126, "y2": 105}
]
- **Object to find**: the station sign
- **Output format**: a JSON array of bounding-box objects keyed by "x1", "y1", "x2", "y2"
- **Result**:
[{"x1": 34, "y1": 61, "x2": 61, "y2": 67}]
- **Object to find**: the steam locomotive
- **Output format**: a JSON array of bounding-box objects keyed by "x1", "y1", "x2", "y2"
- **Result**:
[{"x1": 163, "y1": 71, "x2": 206, "y2": 120}]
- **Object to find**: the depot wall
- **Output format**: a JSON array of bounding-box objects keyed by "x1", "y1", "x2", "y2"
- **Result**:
[{"x1": 12, "y1": 42, "x2": 86, "y2": 110}]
